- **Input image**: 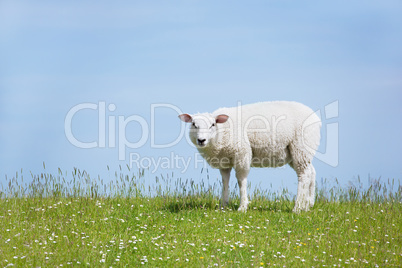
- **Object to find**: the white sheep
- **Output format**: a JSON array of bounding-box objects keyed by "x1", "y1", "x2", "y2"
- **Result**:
[{"x1": 179, "y1": 101, "x2": 321, "y2": 213}]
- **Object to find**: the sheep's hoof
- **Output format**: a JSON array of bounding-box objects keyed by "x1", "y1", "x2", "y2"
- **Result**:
[
  {"x1": 219, "y1": 201, "x2": 228, "y2": 210},
  {"x1": 292, "y1": 207, "x2": 301, "y2": 214},
  {"x1": 238, "y1": 206, "x2": 247, "y2": 212},
  {"x1": 292, "y1": 206, "x2": 309, "y2": 214}
]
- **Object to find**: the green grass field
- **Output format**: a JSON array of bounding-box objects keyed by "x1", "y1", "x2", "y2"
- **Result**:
[{"x1": 1, "y1": 167, "x2": 401, "y2": 267}]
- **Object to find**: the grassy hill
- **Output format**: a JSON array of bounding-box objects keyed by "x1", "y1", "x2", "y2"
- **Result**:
[{"x1": 1, "y1": 168, "x2": 400, "y2": 267}]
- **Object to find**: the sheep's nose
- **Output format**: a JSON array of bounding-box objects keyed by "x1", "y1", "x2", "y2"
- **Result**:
[{"x1": 197, "y1": 139, "x2": 206, "y2": 145}]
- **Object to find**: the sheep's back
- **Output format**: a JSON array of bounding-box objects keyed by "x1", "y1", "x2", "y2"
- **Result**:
[{"x1": 213, "y1": 101, "x2": 320, "y2": 167}]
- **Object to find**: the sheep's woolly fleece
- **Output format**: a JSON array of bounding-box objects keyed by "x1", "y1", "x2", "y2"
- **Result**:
[{"x1": 181, "y1": 101, "x2": 321, "y2": 213}]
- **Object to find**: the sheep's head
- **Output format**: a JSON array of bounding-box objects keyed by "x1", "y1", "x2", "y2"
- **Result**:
[{"x1": 179, "y1": 113, "x2": 229, "y2": 148}]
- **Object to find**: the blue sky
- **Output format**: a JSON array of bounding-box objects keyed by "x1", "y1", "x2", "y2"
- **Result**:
[{"x1": 1, "y1": 0, "x2": 401, "y2": 194}]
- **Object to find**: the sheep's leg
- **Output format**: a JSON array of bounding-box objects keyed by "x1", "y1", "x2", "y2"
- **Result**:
[
  {"x1": 220, "y1": 168, "x2": 231, "y2": 208},
  {"x1": 292, "y1": 163, "x2": 314, "y2": 213},
  {"x1": 235, "y1": 169, "x2": 249, "y2": 212},
  {"x1": 308, "y1": 165, "x2": 316, "y2": 208}
]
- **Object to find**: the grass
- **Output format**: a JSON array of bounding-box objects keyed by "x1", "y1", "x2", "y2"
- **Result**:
[{"x1": 0, "y1": 167, "x2": 401, "y2": 267}]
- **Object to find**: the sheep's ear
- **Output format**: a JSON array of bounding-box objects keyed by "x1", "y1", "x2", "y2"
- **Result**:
[
  {"x1": 178, "y1": 114, "x2": 193, "y2": 123},
  {"x1": 215, "y1": 114, "x2": 229, "y2": 124}
]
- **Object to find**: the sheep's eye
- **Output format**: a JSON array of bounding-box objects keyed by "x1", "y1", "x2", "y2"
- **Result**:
[
  {"x1": 210, "y1": 123, "x2": 215, "y2": 128},
  {"x1": 192, "y1": 123, "x2": 197, "y2": 128}
]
